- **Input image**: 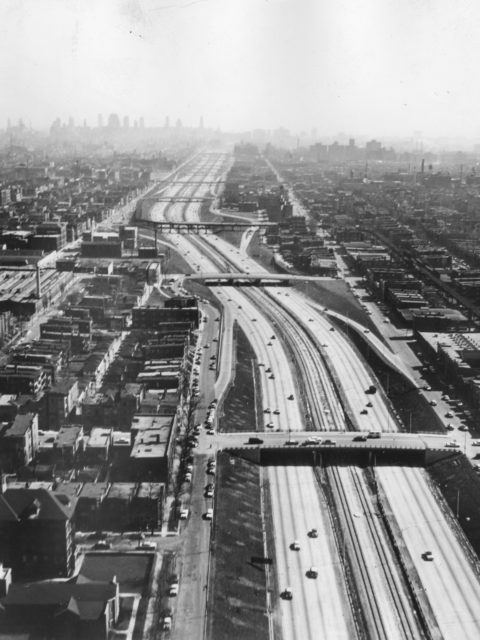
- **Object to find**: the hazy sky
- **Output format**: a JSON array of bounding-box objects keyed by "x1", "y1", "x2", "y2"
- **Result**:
[{"x1": 2, "y1": 0, "x2": 480, "y2": 137}]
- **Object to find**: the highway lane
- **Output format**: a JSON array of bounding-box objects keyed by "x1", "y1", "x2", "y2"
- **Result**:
[
  {"x1": 280, "y1": 293, "x2": 398, "y2": 433},
  {"x1": 377, "y1": 465, "x2": 480, "y2": 640},
  {"x1": 333, "y1": 466, "x2": 423, "y2": 639},
  {"x1": 269, "y1": 464, "x2": 356, "y2": 640}
]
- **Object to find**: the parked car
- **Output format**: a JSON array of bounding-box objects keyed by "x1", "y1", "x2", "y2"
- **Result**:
[
  {"x1": 138, "y1": 541, "x2": 156, "y2": 550},
  {"x1": 93, "y1": 541, "x2": 111, "y2": 550}
]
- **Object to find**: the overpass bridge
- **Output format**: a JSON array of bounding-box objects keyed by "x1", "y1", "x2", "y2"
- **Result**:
[
  {"x1": 142, "y1": 196, "x2": 215, "y2": 203},
  {"x1": 184, "y1": 272, "x2": 334, "y2": 287},
  {"x1": 217, "y1": 431, "x2": 458, "y2": 465},
  {"x1": 134, "y1": 219, "x2": 276, "y2": 234}
]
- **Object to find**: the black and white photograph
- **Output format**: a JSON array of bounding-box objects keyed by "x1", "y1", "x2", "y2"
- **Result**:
[{"x1": 0, "y1": 1, "x2": 480, "y2": 639}]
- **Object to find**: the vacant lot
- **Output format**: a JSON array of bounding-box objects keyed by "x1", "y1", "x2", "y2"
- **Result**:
[
  {"x1": 80, "y1": 553, "x2": 154, "y2": 594},
  {"x1": 207, "y1": 452, "x2": 269, "y2": 640}
]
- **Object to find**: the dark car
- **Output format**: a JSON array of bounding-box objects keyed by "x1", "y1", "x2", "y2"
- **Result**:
[
  {"x1": 247, "y1": 437, "x2": 264, "y2": 445},
  {"x1": 353, "y1": 434, "x2": 368, "y2": 442}
]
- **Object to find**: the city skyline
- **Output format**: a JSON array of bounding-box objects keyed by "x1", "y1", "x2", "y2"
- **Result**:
[{"x1": 3, "y1": 0, "x2": 480, "y2": 139}]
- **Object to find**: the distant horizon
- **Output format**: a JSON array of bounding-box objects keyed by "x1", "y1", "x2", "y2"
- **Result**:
[
  {"x1": 3, "y1": 1, "x2": 480, "y2": 144},
  {"x1": 4, "y1": 119, "x2": 480, "y2": 154}
]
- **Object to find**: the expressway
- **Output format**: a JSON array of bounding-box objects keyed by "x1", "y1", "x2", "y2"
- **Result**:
[
  {"x1": 139, "y1": 151, "x2": 480, "y2": 640},
  {"x1": 145, "y1": 154, "x2": 355, "y2": 637}
]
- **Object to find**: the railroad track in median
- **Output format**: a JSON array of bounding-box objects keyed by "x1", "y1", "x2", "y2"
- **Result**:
[{"x1": 327, "y1": 466, "x2": 425, "y2": 640}]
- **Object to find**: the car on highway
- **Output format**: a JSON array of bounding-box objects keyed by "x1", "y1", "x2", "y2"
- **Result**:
[
  {"x1": 288, "y1": 394, "x2": 294, "y2": 400},
  {"x1": 266, "y1": 422, "x2": 275, "y2": 428},
  {"x1": 281, "y1": 587, "x2": 293, "y2": 600},
  {"x1": 445, "y1": 441, "x2": 460, "y2": 448},
  {"x1": 303, "y1": 437, "x2": 321, "y2": 445},
  {"x1": 290, "y1": 540, "x2": 300, "y2": 551},
  {"x1": 353, "y1": 435, "x2": 368, "y2": 442},
  {"x1": 264, "y1": 408, "x2": 271, "y2": 413},
  {"x1": 329, "y1": 326, "x2": 335, "y2": 331},
  {"x1": 285, "y1": 440, "x2": 299, "y2": 446},
  {"x1": 422, "y1": 551, "x2": 434, "y2": 561},
  {"x1": 269, "y1": 373, "x2": 275, "y2": 379},
  {"x1": 307, "y1": 566, "x2": 318, "y2": 578},
  {"x1": 366, "y1": 402, "x2": 373, "y2": 407},
  {"x1": 472, "y1": 440, "x2": 480, "y2": 446},
  {"x1": 265, "y1": 367, "x2": 272, "y2": 373},
  {"x1": 322, "y1": 439, "x2": 337, "y2": 446},
  {"x1": 273, "y1": 409, "x2": 280, "y2": 415},
  {"x1": 308, "y1": 528, "x2": 318, "y2": 538},
  {"x1": 364, "y1": 329, "x2": 370, "y2": 333},
  {"x1": 267, "y1": 342, "x2": 272, "y2": 346},
  {"x1": 247, "y1": 437, "x2": 264, "y2": 445},
  {"x1": 360, "y1": 409, "x2": 368, "y2": 415}
]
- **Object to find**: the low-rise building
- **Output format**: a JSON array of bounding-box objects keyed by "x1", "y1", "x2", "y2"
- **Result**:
[
  {"x1": 0, "y1": 488, "x2": 76, "y2": 579},
  {"x1": 0, "y1": 412, "x2": 39, "y2": 471},
  {"x1": 45, "y1": 378, "x2": 80, "y2": 428},
  {"x1": 130, "y1": 414, "x2": 176, "y2": 484},
  {"x1": 74, "y1": 482, "x2": 109, "y2": 531},
  {"x1": 3, "y1": 574, "x2": 119, "y2": 640}
]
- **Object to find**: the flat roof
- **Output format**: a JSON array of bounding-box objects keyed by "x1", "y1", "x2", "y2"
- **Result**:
[
  {"x1": 135, "y1": 483, "x2": 164, "y2": 499},
  {"x1": 86, "y1": 428, "x2": 112, "y2": 448},
  {"x1": 57, "y1": 426, "x2": 83, "y2": 447},
  {"x1": 78, "y1": 482, "x2": 109, "y2": 500},
  {"x1": 105, "y1": 483, "x2": 136, "y2": 500}
]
